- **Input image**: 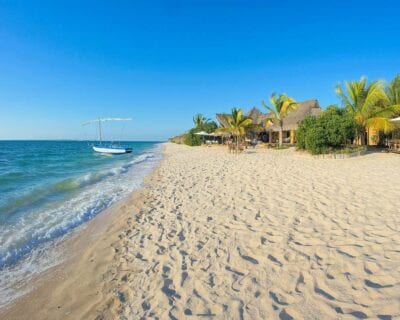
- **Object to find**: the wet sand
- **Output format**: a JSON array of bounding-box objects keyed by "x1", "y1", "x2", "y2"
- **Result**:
[{"x1": 1, "y1": 143, "x2": 400, "y2": 319}]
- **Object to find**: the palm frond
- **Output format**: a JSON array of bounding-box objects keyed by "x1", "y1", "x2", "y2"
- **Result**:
[
  {"x1": 263, "y1": 93, "x2": 297, "y2": 122},
  {"x1": 216, "y1": 107, "x2": 255, "y2": 137},
  {"x1": 335, "y1": 83, "x2": 353, "y2": 110},
  {"x1": 363, "y1": 80, "x2": 388, "y2": 111},
  {"x1": 387, "y1": 74, "x2": 400, "y2": 105},
  {"x1": 366, "y1": 117, "x2": 395, "y2": 133},
  {"x1": 240, "y1": 118, "x2": 253, "y2": 127},
  {"x1": 280, "y1": 100, "x2": 298, "y2": 117},
  {"x1": 269, "y1": 93, "x2": 278, "y2": 110},
  {"x1": 215, "y1": 127, "x2": 234, "y2": 134},
  {"x1": 369, "y1": 104, "x2": 400, "y2": 118},
  {"x1": 262, "y1": 101, "x2": 277, "y2": 115}
]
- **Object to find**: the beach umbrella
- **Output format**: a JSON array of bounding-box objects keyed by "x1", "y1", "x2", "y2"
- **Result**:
[
  {"x1": 390, "y1": 116, "x2": 400, "y2": 123},
  {"x1": 194, "y1": 131, "x2": 210, "y2": 136},
  {"x1": 211, "y1": 131, "x2": 230, "y2": 144},
  {"x1": 194, "y1": 131, "x2": 211, "y2": 144}
]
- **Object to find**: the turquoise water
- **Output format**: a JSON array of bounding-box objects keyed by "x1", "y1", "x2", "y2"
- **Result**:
[{"x1": 0, "y1": 141, "x2": 162, "y2": 304}]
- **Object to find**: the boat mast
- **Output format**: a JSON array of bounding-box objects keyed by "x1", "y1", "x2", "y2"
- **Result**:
[
  {"x1": 98, "y1": 118, "x2": 102, "y2": 144},
  {"x1": 82, "y1": 118, "x2": 132, "y2": 146}
]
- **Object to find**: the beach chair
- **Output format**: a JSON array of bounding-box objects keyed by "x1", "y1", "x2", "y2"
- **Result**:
[
  {"x1": 228, "y1": 143, "x2": 236, "y2": 154},
  {"x1": 388, "y1": 140, "x2": 394, "y2": 152}
]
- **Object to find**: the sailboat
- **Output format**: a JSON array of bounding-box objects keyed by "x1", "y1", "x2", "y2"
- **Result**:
[{"x1": 82, "y1": 118, "x2": 133, "y2": 154}]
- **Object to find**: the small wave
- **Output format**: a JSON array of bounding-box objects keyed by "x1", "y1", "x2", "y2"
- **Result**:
[
  {"x1": 0, "y1": 194, "x2": 114, "y2": 269},
  {"x1": 0, "y1": 146, "x2": 161, "y2": 271},
  {"x1": 0, "y1": 152, "x2": 156, "y2": 218}
]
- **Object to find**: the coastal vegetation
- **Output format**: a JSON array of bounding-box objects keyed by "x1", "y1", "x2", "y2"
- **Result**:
[
  {"x1": 296, "y1": 105, "x2": 357, "y2": 154},
  {"x1": 170, "y1": 113, "x2": 217, "y2": 146},
  {"x1": 215, "y1": 108, "x2": 257, "y2": 152},
  {"x1": 387, "y1": 74, "x2": 400, "y2": 114},
  {"x1": 295, "y1": 75, "x2": 400, "y2": 154},
  {"x1": 335, "y1": 77, "x2": 400, "y2": 145},
  {"x1": 171, "y1": 75, "x2": 400, "y2": 154},
  {"x1": 192, "y1": 114, "x2": 212, "y2": 130}
]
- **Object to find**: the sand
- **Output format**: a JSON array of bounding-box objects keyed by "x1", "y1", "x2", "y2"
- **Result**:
[{"x1": 1, "y1": 143, "x2": 400, "y2": 319}]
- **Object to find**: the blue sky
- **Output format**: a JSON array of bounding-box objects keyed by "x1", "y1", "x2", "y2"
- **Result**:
[{"x1": 0, "y1": 0, "x2": 399, "y2": 140}]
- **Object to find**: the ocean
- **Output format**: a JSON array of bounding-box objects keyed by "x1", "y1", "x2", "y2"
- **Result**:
[{"x1": 0, "y1": 140, "x2": 162, "y2": 306}]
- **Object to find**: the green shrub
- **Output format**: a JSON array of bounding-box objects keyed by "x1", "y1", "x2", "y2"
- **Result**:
[
  {"x1": 183, "y1": 121, "x2": 218, "y2": 146},
  {"x1": 184, "y1": 128, "x2": 202, "y2": 146},
  {"x1": 296, "y1": 105, "x2": 357, "y2": 154},
  {"x1": 296, "y1": 116, "x2": 317, "y2": 150},
  {"x1": 200, "y1": 121, "x2": 218, "y2": 133}
]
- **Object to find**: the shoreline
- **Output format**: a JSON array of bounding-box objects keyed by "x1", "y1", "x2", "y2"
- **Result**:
[
  {"x1": 0, "y1": 145, "x2": 166, "y2": 320},
  {"x1": 2, "y1": 143, "x2": 400, "y2": 319}
]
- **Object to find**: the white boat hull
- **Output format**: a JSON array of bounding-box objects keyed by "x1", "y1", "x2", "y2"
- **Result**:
[{"x1": 93, "y1": 146, "x2": 132, "y2": 154}]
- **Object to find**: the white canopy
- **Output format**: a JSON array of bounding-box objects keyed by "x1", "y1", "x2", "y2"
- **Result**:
[
  {"x1": 194, "y1": 131, "x2": 212, "y2": 136},
  {"x1": 390, "y1": 117, "x2": 400, "y2": 123}
]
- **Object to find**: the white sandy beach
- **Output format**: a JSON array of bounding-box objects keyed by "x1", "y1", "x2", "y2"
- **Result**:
[{"x1": 2, "y1": 143, "x2": 400, "y2": 319}]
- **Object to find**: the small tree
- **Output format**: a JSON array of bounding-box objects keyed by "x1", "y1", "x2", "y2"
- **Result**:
[
  {"x1": 215, "y1": 108, "x2": 256, "y2": 153},
  {"x1": 335, "y1": 77, "x2": 400, "y2": 145},
  {"x1": 184, "y1": 115, "x2": 217, "y2": 146},
  {"x1": 262, "y1": 93, "x2": 298, "y2": 146},
  {"x1": 387, "y1": 75, "x2": 400, "y2": 104},
  {"x1": 201, "y1": 121, "x2": 218, "y2": 133},
  {"x1": 193, "y1": 114, "x2": 211, "y2": 130},
  {"x1": 296, "y1": 116, "x2": 317, "y2": 150},
  {"x1": 184, "y1": 128, "x2": 202, "y2": 146},
  {"x1": 387, "y1": 74, "x2": 400, "y2": 117}
]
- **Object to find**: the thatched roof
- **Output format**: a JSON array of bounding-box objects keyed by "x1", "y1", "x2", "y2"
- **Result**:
[
  {"x1": 216, "y1": 108, "x2": 269, "y2": 127},
  {"x1": 215, "y1": 113, "x2": 231, "y2": 128},
  {"x1": 266, "y1": 99, "x2": 321, "y2": 131},
  {"x1": 246, "y1": 107, "x2": 271, "y2": 125},
  {"x1": 246, "y1": 107, "x2": 262, "y2": 122},
  {"x1": 216, "y1": 100, "x2": 321, "y2": 132}
]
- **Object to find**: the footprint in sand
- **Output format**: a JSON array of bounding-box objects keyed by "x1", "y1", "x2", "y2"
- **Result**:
[
  {"x1": 295, "y1": 272, "x2": 306, "y2": 293},
  {"x1": 267, "y1": 254, "x2": 283, "y2": 267},
  {"x1": 269, "y1": 291, "x2": 289, "y2": 306},
  {"x1": 378, "y1": 315, "x2": 393, "y2": 320},
  {"x1": 177, "y1": 230, "x2": 185, "y2": 241},
  {"x1": 237, "y1": 247, "x2": 259, "y2": 265},
  {"x1": 336, "y1": 247, "x2": 359, "y2": 258},
  {"x1": 364, "y1": 278, "x2": 394, "y2": 289},
  {"x1": 279, "y1": 307, "x2": 304, "y2": 320},
  {"x1": 260, "y1": 236, "x2": 267, "y2": 245},
  {"x1": 141, "y1": 301, "x2": 151, "y2": 311},
  {"x1": 314, "y1": 283, "x2": 335, "y2": 301},
  {"x1": 336, "y1": 307, "x2": 369, "y2": 319},
  {"x1": 161, "y1": 266, "x2": 181, "y2": 305},
  {"x1": 363, "y1": 261, "x2": 380, "y2": 275}
]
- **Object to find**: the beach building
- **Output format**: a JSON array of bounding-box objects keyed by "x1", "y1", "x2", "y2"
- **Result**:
[
  {"x1": 265, "y1": 99, "x2": 322, "y2": 144},
  {"x1": 216, "y1": 99, "x2": 322, "y2": 144},
  {"x1": 368, "y1": 116, "x2": 400, "y2": 149}
]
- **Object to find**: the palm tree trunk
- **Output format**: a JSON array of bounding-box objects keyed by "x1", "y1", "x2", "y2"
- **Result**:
[
  {"x1": 279, "y1": 124, "x2": 283, "y2": 146},
  {"x1": 236, "y1": 135, "x2": 239, "y2": 154},
  {"x1": 359, "y1": 127, "x2": 367, "y2": 145}
]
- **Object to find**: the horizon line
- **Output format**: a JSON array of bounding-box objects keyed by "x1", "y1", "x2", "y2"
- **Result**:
[{"x1": 0, "y1": 139, "x2": 166, "y2": 142}]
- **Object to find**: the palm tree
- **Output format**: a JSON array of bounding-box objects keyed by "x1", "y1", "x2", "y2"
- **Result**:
[
  {"x1": 387, "y1": 74, "x2": 400, "y2": 116},
  {"x1": 335, "y1": 77, "x2": 400, "y2": 145},
  {"x1": 262, "y1": 93, "x2": 298, "y2": 146},
  {"x1": 193, "y1": 114, "x2": 210, "y2": 130},
  {"x1": 215, "y1": 108, "x2": 256, "y2": 152}
]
